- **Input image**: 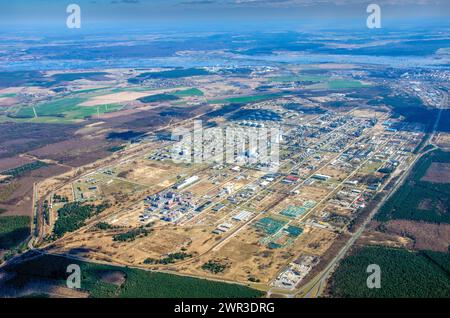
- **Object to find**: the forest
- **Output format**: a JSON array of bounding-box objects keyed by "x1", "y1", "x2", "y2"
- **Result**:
[
  {"x1": 328, "y1": 246, "x2": 450, "y2": 298},
  {"x1": 376, "y1": 150, "x2": 450, "y2": 224},
  {"x1": 2, "y1": 254, "x2": 263, "y2": 298}
]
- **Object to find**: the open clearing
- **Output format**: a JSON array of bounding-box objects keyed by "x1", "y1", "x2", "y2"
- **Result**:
[{"x1": 421, "y1": 162, "x2": 450, "y2": 183}]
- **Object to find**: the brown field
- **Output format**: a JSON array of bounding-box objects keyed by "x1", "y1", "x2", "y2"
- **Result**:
[
  {"x1": 357, "y1": 227, "x2": 412, "y2": 250},
  {"x1": 253, "y1": 191, "x2": 287, "y2": 211},
  {"x1": 319, "y1": 166, "x2": 349, "y2": 181},
  {"x1": 117, "y1": 160, "x2": 192, "y2": 190},
  {"x1": 175, "y1": 224, "x2": 336, "y2": 284},
  {"x1": 421, "y1": 162, "x2": 450, "y2": 184},
  {"x1": 301, "y1": 233, "x2": 350, "y2": 288},
  {"x1": 80, "y1": 88, "x2": 188, "y2": 107},
  {"x1": 0, "y1": 122, "x2": 80, "y2": 160},
  {"x1": 294, "y1": 227, "x2": 337, "y2": 255},
  {"x1": 0, "y1": 156, "x2": 33, "y2": 171},
  {"x1": 178, "y1": 228, "x2": 292, "y2": 284},
  {"x1": 29, "y1": 136, "x2": 112, "y2": 167},
  {"x1": 351, "y1": 109, "x2": 385, "y2": 118},
  {"x1": 0, "y1": 97, "x2": 19, "y2": 107},
  {"x1": 383, "y1": 220, "x2": 450, "y2": 252},
  {"x1": 435, "y1": 133, "x2": 450, "y2": 149},
  {"x1": 0, "y1": 164, "x2": 70, "y2": 216}
]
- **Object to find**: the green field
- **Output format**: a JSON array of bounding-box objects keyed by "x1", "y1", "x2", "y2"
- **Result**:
[
  {"x1": 9, "y1": 96, "x2": 122, "y2": 122},
  {"x1": 0, "y1": 93, "x2": 17, "y2": 98},
  {"x1": 254, "y1": 217, "x2": 288, "y2": 235},
  {"x1": 53, "y1": 202, "x2": 110, "y2": 238},
  {"x1": 326, "y1": 79, "x2": 368, "y2": 89},
  {"x1": 376, "y1": 149, "x2": 450, "y2": 224},
  {"x1": 328, "y1": 246, "x2": 450, "y2": 298},
  {"x1": 0, "y1": 216, "x2": 30, "y2": 250},
  {"x1": 5, "y1": 87, "x2": 202, "y2": 123},
  {"x1": 173, "y1": 88, "x2": 204, "y2": 97},
  {"x1": 3, "y1": 254, "x2": 264, "y2": 298}
]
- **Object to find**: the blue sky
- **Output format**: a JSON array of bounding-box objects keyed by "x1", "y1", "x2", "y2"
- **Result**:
[{"x1": 1, "y1": 0, "x2": 449, "y2": 31}]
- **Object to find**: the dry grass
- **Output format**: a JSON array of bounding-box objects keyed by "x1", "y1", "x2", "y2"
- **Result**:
[{"x1": 421, "y1": 162, "x2": 450, "y2": 184}]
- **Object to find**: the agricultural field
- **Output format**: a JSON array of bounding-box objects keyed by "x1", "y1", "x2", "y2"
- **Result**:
[{"x1": 269, "y1": 75, "x2": 369, "y2": 90}]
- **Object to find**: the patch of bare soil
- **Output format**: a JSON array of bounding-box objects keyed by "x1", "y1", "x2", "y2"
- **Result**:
[
  {"x1": 421, "y1": 162, "x2": 450, "y2": 184},
  {"x1": 99, "y1": 270, "x2": 126, "y2": 286},
  {"x1": 298, "y1": 233, "x2": 350, "y2": 288},
  {"x1": 384, "y1": 220, "x2": 450, "y2": 252},
  {"x1": 418, "y1": 199, "x2": 433, "y2": 211}
]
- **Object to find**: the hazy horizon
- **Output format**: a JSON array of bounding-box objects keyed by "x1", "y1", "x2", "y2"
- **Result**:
[{"x1": 1, "y1": 0, "x2": 449, "y2": 33}]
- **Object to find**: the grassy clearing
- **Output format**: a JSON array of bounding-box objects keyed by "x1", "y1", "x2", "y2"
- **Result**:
[{"x1": 326, "y1": 79, "x2": 368, "y2": 89}]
